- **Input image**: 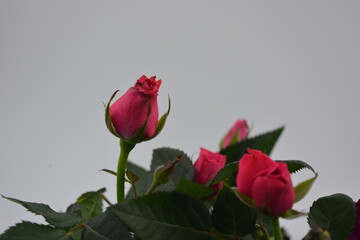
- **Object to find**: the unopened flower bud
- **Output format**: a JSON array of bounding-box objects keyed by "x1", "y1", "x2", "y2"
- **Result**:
[
  {"x1": 304, "y1": 228, "x2": 331, "y2": 240},
  {"x1": 251, "y1": 225, "x2": 264, "y2": 239},
  {"x1": 220, "y1": 119, "x2": 249, "y2": 149},
  {"x1": 147, "y1": 155, "x2": 183, "y2": 194},
  {"x1": 154, "y1": 155, "x2": 182, "y2": 184}
]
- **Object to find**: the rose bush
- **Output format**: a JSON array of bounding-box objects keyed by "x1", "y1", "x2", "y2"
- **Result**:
[
  {"x1": 2, "y1": 79, "x2": 356, "y2": 240},
  {"x1": 236, "y1": 148, "x2": 295, "y2": 215},
  {"x1": 220, "y1": 119, "x2": 249, "y2": 148},
  {"x1": 193, "y1": 148, "x2": 226, "y2": 191}
]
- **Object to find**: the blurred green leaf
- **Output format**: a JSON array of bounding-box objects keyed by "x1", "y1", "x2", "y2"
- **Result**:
[
  {"x1": 0, "y1": 222, "x2": 66, "y2": 240},
  {"x1": 308, "y1": 193, "x2": 355, "y2": 240},
  {"x1": 66, "y1": 188, "x2": 106, "y2": 222},
  {"x1": 2, "y1": 195, "x2": 82, "y2": 228},
  {"x1": 82, "y1": 209, "x2": 131, "y2": 240},
  {"x1": 279, "y1": 160, "x2": 316, "y2": 174},
  {"x1": 212, "y1": 187, "x2": 257, "y2": 237},
  {"x1": 211, "y1": 162, "x2": 238, "y2": 185},
  {"x1": 111, "y1": 192, "x2": 211, "y2": 240},
  {"x1": 175, "y1": 179, "x2": 215, "y2": 200}
]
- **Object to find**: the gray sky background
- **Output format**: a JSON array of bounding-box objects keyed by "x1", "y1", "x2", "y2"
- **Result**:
[{"x1": 1, "y1": 1, "x2": 359, "y2": 238}]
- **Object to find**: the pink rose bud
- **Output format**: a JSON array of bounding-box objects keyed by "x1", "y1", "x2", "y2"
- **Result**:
[
  {"x1": 220, "y1": 119, "x2": 249, "y2": 149},
  {"x1": 193, "y1": 148, "x2": 226, "y2": 191},
  {"x1": 236, "y1": 148, "x2": 295, "y2": 215},
  {"x1": 105, "y1": 75, "x2": 170, "y2": 144}
]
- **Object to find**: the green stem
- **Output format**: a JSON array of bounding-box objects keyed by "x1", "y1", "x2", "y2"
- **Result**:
[
  {"x1": 271, "y1": 217, "x2": 282, "y2": 240},
  {"x1": 146, "y1": 181, "x2": 158, "y2": 195},
  {"x1": 117, "y1": 139, "x2": 135, "y2": 203}
]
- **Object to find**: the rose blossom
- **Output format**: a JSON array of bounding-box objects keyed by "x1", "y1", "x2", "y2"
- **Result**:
[
  {"x1": 348, "y1": 199, "x2": 360, "y2": 240},
  {"x1": 109, "y1": 75, "x2": 161, "y2": 142},
  {"x1": 193, "y1": 148, "x2": 226, "y2": 191},
  {"x1": 236, "y1": 148, "x2": 295, "y2": 215},
  {"x1": 221, "y1": 119, "x2": 249, "y2": 149}
]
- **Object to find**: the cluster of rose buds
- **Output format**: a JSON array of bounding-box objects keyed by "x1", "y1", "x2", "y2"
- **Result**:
[{"x1": 108, "y1": 75, "x2": 295, "y2": 216}]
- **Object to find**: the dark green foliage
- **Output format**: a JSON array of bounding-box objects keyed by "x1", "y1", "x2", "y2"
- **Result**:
[
  {"x1": 308, "y1": 193, "x2": 356, "y2": 240},
  {"x1": 67, "y1": 188, "x2": 106, "y2": 222},
  {"x1": 175, "y1": 179, "x2": 215, "y2": 200},
  {"x1": 82, "y1": 210, "x2": 132, "y2": 240},
  {"x1": 212, "y1": 187, "x2": 257, "y2": 237},
  {"x1": 279, "y1": 160, "x2": 316, "y2": 174},
  {"x1": 2, "y1": 195, "x2": 82, "y2": 228},
  {"x1": 110, "y1": 192, "x2": 211, "y2": 240},
  {"x1": 0, "y1": 222, "x2": 66, "y2": 240},
  {"x1": 211, "y1": 162, "x2": 238, "y2": 185}
]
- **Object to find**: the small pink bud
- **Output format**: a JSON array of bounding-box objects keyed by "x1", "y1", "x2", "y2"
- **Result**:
[{"x1": 221, "y1": 119, "x2": 249, "y2": 149}]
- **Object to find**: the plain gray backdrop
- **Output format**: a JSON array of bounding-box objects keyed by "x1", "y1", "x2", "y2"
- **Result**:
[{"x1": 1, "y1": 1, "x2": 359, "y2": 238}]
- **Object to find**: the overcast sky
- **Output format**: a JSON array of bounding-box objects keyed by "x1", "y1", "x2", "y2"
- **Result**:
[{"x1": 1, "y1": 1, "x2": 360, "y2": 238}]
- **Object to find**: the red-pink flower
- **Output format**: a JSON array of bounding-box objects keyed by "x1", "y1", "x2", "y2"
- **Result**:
[
  {"x1": 348, "y1": 200, "x2": 360, "y2": 240},
  {"x1": 236, "y1": 148, "x2": 295, "y2": 215},
  {"x1": 194, "y1": 148, "x2": 226, "y2": 191},
  {"x1": 106, "y1": 75, "x2": 169, "y2": 143},
  {"x1": 221, "y1": 119, "x2": 249, "y2": 149}
]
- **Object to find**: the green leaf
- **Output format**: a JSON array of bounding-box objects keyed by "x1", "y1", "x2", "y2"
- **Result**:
[
  {"x1": 211, "y1": 162, "x2": 238, "y2": 184},
  {"x1": 212, "y1": 187, "x2": 257, "y2": 237},
  {"x1": 279, "y1": 160, "x2": 316, "y2": 174},
  {"x1": 82, "y1": 209, "x2": 131, "y2": 240},
  {"x1": 149, "y1": 148, "x2": 194, "y2": 192},
  {"x1": 126, "y1": 161, "x2": 151, "y2": 199},
  {"x1": 75, "y1": 188, "x2": 106, "y2": 221},
  {"x1": 308, "y1": 193, "x2": 356, "y2": 240},
  {"x1": 110, "y1": 192, "x2": 211, "y2": 240},
  {"x1": 1, "y1": 195, "x2": 82, "y2": 228},
  {"x1": 294, "y1": 174, "x2": 318, "y2": 203},
  {"x1": 0, "y1": 222, "x2": 66, "y2": 240},
  {"x1": 220, "y1": 127, "x2": 284, "y2": 164},
  {"x1": 175, "y1": 179, "x2": 215, "y2": 200},
  {"x1": 69, "y1": 230, "x2": 83, "y2": 240}
]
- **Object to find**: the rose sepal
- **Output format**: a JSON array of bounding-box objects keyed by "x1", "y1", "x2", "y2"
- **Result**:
[
  {"x1": 231, "y1": 187, "x2": 257, "y2": 209},
  {"x1": 231, "y1": 187, "x2": 305, "y2": 218},
  {"x1": 280, "y1": 208, "x2": 307, "y2": 219},
  {"x1": 105, "y1": 90, "x2": 122, "y2": 138},
  {"x1": 149, "y1": 95, "x2": 171, "y2": 140},
  {"x1": 294, "y1": 173, "x2": 318, "y2": 203}
]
